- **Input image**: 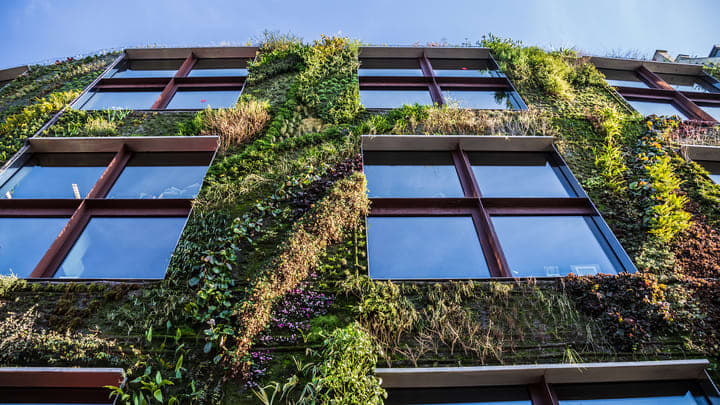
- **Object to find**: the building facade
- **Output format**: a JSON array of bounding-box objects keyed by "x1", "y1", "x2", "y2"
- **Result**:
[{"x1": 1, "y1": 38, "x2": 720, "y2": 404}]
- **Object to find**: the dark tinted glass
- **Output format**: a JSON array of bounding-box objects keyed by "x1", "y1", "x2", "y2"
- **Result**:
[
  {"x1": 107, "y1": 153, "x2": 209, "y2": 199},
  {"x1": 430, "y1": 58, "x2": 499, "y2": 77},
  {"x1": 699, "y1": 105, "x2": 720, "y2": 122},
  {"x1": 55, "y1": 217, "x2": 186, "y2": 279},
  {"x1": 600, "y1": 69, "x2": 650, "y2": 88},
  {"x1": 360, "y1": 89, "x2": 433, "y2": 108},
  {"x1": 105, "y1": 59, "x2": 183, "y2": 78},
  {"x1": 627, "y1": 99, "x2": 688, "y2": 119},
  {"x1": 0, "y1": 154, "x2": 111, "y2": 199},
  {"x1": 556, "y1": 381, "x2": 709, "y2": 405},
  {"x1": 77, "y1": 91, "x2": 161, "y2": 110},
  {"x1": 364, "y1": 151, "x2": 463, "y2": 197},
  {"x1": 367, "y1": 216, "x2": 490, "y2": 279},
  {"x1": 468, "y1": 152, "x2": 574, "y2": 197},
  {"x1": 491, "y1": 216, "x2": 620, "y2": 277},
  {"x1": 442, "y1": 90, "x2": 514, "y2": 109},
  {"x1": 359, "y1": 58, "x2": 423, "y2": 76},
  {"x1": 695, "y1": 160, "x2": 720, "y2": 185},
  {"x1": 166, "y1": 90, "x2": 240, "y2": 109},
  {"x1": 658, "y1": 73, "x2": 717, "y2": 93},
  {"x1": 188, "y1": 58, "x2": 250, "y2": 77},
  {"x1": 386, "y1": 386, "x2": 531, "y2": 404},
  {"x1": 0, "y1": 217, "x2": 67, "y2": 278}
]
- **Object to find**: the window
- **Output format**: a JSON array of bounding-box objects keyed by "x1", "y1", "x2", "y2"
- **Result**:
[
  {"x1": 627, "y1": 99, "x2": 688, "y2": 119},
  {"x1": 592, "y1": 57, "x2": 719, "y2": 122},
  {"x1": 377, "y1": 360, "x2": 720, "y2": 405},
  {"x1": 363, "y1": 135, "x2": 635, "y2": 279},
  {"x1": 0, "y1": 136, "x2": 218, "y2": 280},
  {"x1": 75, "y1": 48, "x2": 255, "y2": 110},
  {"x1": 682, "y1": 145, "x2": 720, "y2": 186},
  {"x1": 358, "y1": 47, "x2": 526, "y2": 110},
  {"x1": 698, "y1": 104, "x2": 720, "y2": 121},
  {"x1": 0, "y1": 367, "x2": 123, "y2": 404}
]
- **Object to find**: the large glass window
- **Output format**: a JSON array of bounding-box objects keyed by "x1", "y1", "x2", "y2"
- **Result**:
[
  {"x1": 658, "y1": 73, "x2": 718, "y2": 93},
  {"x1": 600, "y1": 69, "x2": 650, "y2": 88},
  {"x1": 627, "y1": 99, "x2": 688, "y2": 119},
  {"x1": 0, "y1": 217, "x2": 67, "y2": 278},
  {"x1": 699, "y1": 105, "x2": 720, "y2": 122},
  {"x1": 385, "y1": 386, "x2": 531, "y2": 404},
  {"x1": 359, "y1": 58, "x2": 423, "y2": 77},
  {"x1": 430, "y1": 58, "x2": 498, "y2": 77},
  {"x1": 360, "y1": 89, "x2": 434, "y2": 108},
  {"x1": 555, "y1": 381, "x2": 710, "y2": 405},
  {"x1": 0, "y1": 154, "x2": 111, "y2": 199},
  {"x1": 166, "y1": 89, "x2": 240, "y2": 109},
  {"x1": 491, "y1": 216, "x2": 620, "y2": 277},
  {"x1": 367, "y1": 216, "x2": 490, "y2": 280},
  {"x1": 364, "y1": 151, "x2": 464, "y2": 198},
  {"x1": 363, "y1": 137, "x2": 634, "y2": 279},
  {"x1": 469, "y1": 152, "x2": 574, "y2": 197},
  {"x1": 76, "y1": 91, "x2": 162, "y2": 110},
  {"x1": 55, "y1": 217, "x2": 186, "y2": 279},
  {"x1": 187, "y1": 58, "x2": 249, "y2": 77},
  {"x1": 0, "y1": 137, "x2": 217, "y2": 279}
]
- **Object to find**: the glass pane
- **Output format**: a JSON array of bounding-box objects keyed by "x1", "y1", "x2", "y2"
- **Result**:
[
  {"x1": 105, "y1": 59, "x2": 183, "y2": 78},
  {"x1": 386, "y1": 386, "x2": 531, "y2": 404},
  {"x1": 166, "y1": 90, "x2": 240, "y2": 109},
  {"x1": 0, "y1": 154, "x2": 110, "y2": 199},
  {"x1": 430, "y1": 58, "x2": 498, "y2": 77},
  {"x1": 367, "y1": 216, "x2": 490, "y2": 279},
  {"x1": 627, "y1": 99, "x2": 688, "y2": 119},
  {"x1": 491, "y1": 216, "x2": 620, "y2": 277},
  {"x1": 601, "y1": 69, "x2": 650, "y2": 88},
  {"x1": 700, "y1": 105, "x2": 720, "y2": 121},
  {"x1": 360, "y1": 89, "x2": 433, "y2": 108},
  {"x1": 55, "y1": 217, "x2": 186, "y2": 279},
  {"x1": 188, "y1": 58, "x2": 249, "y2": 77},
  {"x1": 442, "y1": 90, "x2": 514, "y2": 109},
  {"x1": 108, "y1": 164, "x2": 208, "y2": 199},
  {"x1": 364, "y1": 151, "x2": 463, "y2": 197},
  {"x1": 556, "y1": 381, "x2": 708, "y2": 405},
  {"x1": 696, "y1": 160, "x2": 720, "y2": 185},
  {"x1": 77, "y1": 91, "x2": 161, "y2": 110},
  {"x1": 658, "y1": 73, "x2": 717, "y2": 93},
  {"x1": 359, "y1": 68, "x2": 424, "y2": 76},
  {"x1": 469, "y1": 152, "x2": 574, "y2": 197},
  {"x1": 0, "y1": 217, "x2": 67, "y2": 278}
]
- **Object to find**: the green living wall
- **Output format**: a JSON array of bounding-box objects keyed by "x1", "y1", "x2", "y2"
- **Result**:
[{"x1": 0, "y1": 35, "x2": 719, "y2": 404}]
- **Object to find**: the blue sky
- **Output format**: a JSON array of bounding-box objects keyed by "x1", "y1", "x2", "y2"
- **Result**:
[{"x1": 1, "y1": 0, "x2": 718, "y2": 69}]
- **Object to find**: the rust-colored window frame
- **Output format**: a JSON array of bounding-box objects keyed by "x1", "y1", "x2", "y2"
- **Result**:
[
  {"x1": 358, "y1": 49, "x2": 528, "y2": 110},
  {"x1": 377, "y1": 359, "x2": 720, "y2": 405},
  {"x1": 604, "y1": 65, "x2": 720, "y2": 122},
  {"x1": 75, "y1": 49, "x2": 257, "y2": 111},
  {"x1": 0, "y1": 367, "x2": 124, "y2": 404},
  {"x1": 0, "y1": 136, "x2": 219, "y2": 281},
  {"x1": 363, "y1": 135, "x2": 636, "y2": 279}
]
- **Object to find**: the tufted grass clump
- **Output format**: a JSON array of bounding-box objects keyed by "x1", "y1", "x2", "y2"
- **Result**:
[{"x1": 200, "y1": 99, "x2": 271, "y2": 151}]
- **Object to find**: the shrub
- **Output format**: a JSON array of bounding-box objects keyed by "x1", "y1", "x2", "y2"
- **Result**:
[{"x1": 200, "y1": 100, "x2": 271, "y2": 151}]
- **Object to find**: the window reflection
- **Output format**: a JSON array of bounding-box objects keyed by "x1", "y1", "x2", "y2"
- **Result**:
[
  {"x1": 105, "y1": 59, "x2": 183, "y2": 78},
  {"x1": 627, "y1": 99, "x2": 688, "y2": 120},
  {"x1": 0, "y1": 217, "x2": 67, "y2": 278},
  {"x1": 469, "y1": 152, "x2": 574, "y2": 197},
  {"x1": 555, "y1": 381, "x2": 710, "y2": 405},
  {"x1": 658, "y1": 73, "x2": 718, "y2": 93},
  {"x1": 364, "y1": 151, "x2": 464, "y2": 198},
  {"x1": 77, "y1": 91, "x2": 161, "y2": 110},
  {"x1": 55, "y1": 217, "x2": 186, "y2": 279},
  {"x1": 188, "y1": 58, "x2": 250, "y2": 77},
  {"x1": 367, "y1": 216, "x2": 490, "y2": 279},
  {"x1": 600, "y1": 69, "x2": 650, "y2": 88},
  {"x1": 442, "y1": 90, "x2": 515, "y2": 109},
  {"x1": 491, "y1": 216, "x2": 620, "y2": 277},
  {"x1": 699, "y1": 105, "x2": 720, "y2": 122},
  {"x1": 0, "y1": 154, "x2": 111, "y2": 199},
  {"x1": 166, "y1": 90, "x2": 240, "y2": 109},
  {"x1": 360, "y1": 89, "x2": 433, "y2": 108}
]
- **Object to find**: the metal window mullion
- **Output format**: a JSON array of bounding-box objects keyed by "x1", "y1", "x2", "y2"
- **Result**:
[
  {"x1": 637, "y1": 66, "x2": 715, "y2": 121},
  {"x1": 529, "y1": 379, "x2": 559, "y2": 405},
  {"x1": 87, "y1": 145, "x2": 131, "y2": 198},
  {"x1": 456, "y1": 147, "x2": 512, "y2": 277},
  {"x1": 420, "y1": 53, "x2": 444, "y2": 105},
  {"x1": 152, "y1": 53, "x2": 198, "y2": 110}
]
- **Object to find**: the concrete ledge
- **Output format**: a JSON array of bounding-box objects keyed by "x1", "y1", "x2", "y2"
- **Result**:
[
  {"x1": 376, "y1": 359, "x2": 710, "y2": 388},
  {"x1": 360, "y1": 47, "x2": 491, "y2": 60},
  {"x1": 681, "y1": 144, "x2": 720, "y2": 161}
]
